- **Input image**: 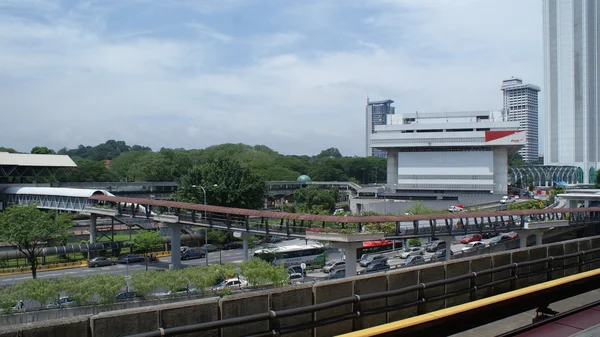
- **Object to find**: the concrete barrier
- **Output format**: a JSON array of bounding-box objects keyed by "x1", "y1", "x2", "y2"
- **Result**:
[{"x1": 3, "y1": 235, "x2": 600, "y2": 337}]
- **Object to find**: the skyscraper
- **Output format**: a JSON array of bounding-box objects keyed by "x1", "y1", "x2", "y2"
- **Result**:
[
  {"x1": 501, "y1": 78, "x2": 541, "y2": 162},
  {"x1": 543, "y1": 0, "x2": 600, "y2": 183},
  {"x1": 365, "y1": 99, "x2": 395, "y2": 157}
]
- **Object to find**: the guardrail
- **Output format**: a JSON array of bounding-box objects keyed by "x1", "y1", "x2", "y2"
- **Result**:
[{"x1": 126, "y1": 247, "x2": 600, "y2": 337}]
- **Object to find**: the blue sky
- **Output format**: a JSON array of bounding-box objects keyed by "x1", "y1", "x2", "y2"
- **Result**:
[{"x1": 0, "y1": 0, "x2": 543, "y2": 156}]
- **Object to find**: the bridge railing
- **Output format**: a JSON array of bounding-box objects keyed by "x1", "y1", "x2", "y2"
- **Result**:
[
  {"x1": 125, "y1": 246, "x2": 600, "y2": 337},
  {"x1": 106, "y1": 197, "x2": 600, "y2": 238}
]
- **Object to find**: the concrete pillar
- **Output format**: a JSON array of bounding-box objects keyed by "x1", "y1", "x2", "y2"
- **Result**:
[
  {"x1": 440, "y1": 236, "x2": 454, "y2": 262},
  {"x1": 89, "y1": 214, "x2": 97, "y2": 244},
  {"x1": 516, "y1": 230, "x2": 528, "y2": 248},
  {"x1": 386, "y1": 149, "x2": 398, "y2": 189},
  {"x1": 534, "y1": 230, "x2": 544, "y2": 246},
  {"x1": 168, "y1": 223, "x2": 184, "y2": 270},
  {"x1": 330, "y1": 242, "x2": 363, "y2": 277},
  {"x1": 242, "y1": 232, "x2": 249, "y2": 261}
]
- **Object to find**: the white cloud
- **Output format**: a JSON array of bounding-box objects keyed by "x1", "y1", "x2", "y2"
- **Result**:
[{"x1": 0, "y1": 0, "x2": 544, "y2": 156}]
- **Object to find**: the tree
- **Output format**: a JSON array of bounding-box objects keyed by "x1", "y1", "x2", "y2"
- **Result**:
[
  {"x1": 240, "y1": 258, "x2": 289, "y2": 288},
  {"x1": 30, "y1": 146, "x2": 55, "y2": 154},
  {"x1": 84, "y1": 274, "x2": 126, "y2": 304},
  {"x1": 131, "y1": 230, "x2": 163, "y2": 270},
  {"x1": 0, "y1": 205, "x2": 72, "y2": 279},
  {"x1": 130, "y1": 271, "x2": 159, "y2": 298},
  {"x1": 317, "y1": 147, "x2": 342, "y2": 159},
  {"x1": 292, "y1": 185, "x2": 338, "y2": 214},
  {"x1": 173, "y1": 157, "x2": 266, "y2": 209},
  {"x1": 408, "y1": 238, "x2": 421, "y2": 247},
  {"x1": 21, "y1": 279, "x2": 56, "y2": 307},
  {"x1": 0, "y1": 147, "x2": 17, "y2": 153},
  {"x1": 596, "y1": 169, "x2": 600, "y2": 188}
]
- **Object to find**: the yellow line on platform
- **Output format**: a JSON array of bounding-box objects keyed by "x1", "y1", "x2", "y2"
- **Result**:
[{"x1": 337, "y1": 268, "x2": 600, "y2": 337}]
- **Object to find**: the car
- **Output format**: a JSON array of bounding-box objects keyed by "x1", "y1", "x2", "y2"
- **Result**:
[
  {"x1": 461, "y1": 241, "x2": 485, "y2": 253},
  {"x1": 117, "y1": 254, "x2": 145, "y2": 264},
  {"x1": 400, "y1": 254, "x2": 425, "y2": 266},
  {"x1": 506, "y1": 231, "x2": 519, "y2": 239},
  {"x1": 482, "y1": 232, "x2": 500, "y2": 239},
  {"x1": 115, "y1": 291, "x2": 144, "y2": 301},
  {"x1": 489, "y1": 235, "x2": 513, "y2": 245},
  {"x1": 222, "y1": 242, "x2": 243, "y2": 250},
  {"x1": 288, "y1": 265, "x2": 307, "y2": 276},
  {"x1": 365, "y1": 261, "x2": 390, "y2": 273},
  {"x1": 460, "y1": 234, "x2": 483, "y2": 244},
  {"x1": 289, "y1": 273, "x2": 305, "y2": 284},
  {"x1": 398, "y1": 247, "x2": 424, "y2": 259},
  {"x1": 46, "y1": 296, "x2": 77, "y2": 309},
  {"x1": 327, "y1": 269, "x2": 346, "y2": 279},
  {"x1": 180, "y1": 248, "x2": 206, "y2": 260},
  {"x1": 359, "y1": 254, "x2": 388, "y2": 267},
  {"x1": 431, "y1": 249, "x2": 454, "y2": 261},
  {"x1": 322, "y1": 260, "x2": 346, "y2": 273},
  {"x1": 202, "y1": 244, "x2": 219, "y2": 252},
  {"x1": 425, "y1": 240, "x2": 446, "y2": 252},
  {"x1": 264, "y1": 236, "x2": 282, "y2": 243},
  {"x1": 500, "y1": 196, "x2": 516, "y2": 204},
  {"x1": 448, "y1": 205, "x2": 465, "y2": 212},
  {"x1": 88, "y1": 257, "x2": 116, "y2": 268},
  {"x1": 212, "y1": 277, "x2": 247, "y2": 294}
]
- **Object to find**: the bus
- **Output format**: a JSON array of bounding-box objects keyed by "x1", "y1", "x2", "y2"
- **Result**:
[
  {"x1": 357, "y1": 240, "x2": 402, "y2": 257},
  {"x1": 253, "y1": 244, "x2": 327, "y2": 268}
]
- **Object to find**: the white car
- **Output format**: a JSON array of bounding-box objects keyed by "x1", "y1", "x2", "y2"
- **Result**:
[
  {"x1": 448, "y1": 205, "x2": 464, "y2": 212},
  {"x1": 461, "y1": 241, "x2": 485, "y2": 253},
  {"x1": 398, "y1": 247, "x2": 424, "y2": 259},
  {"x1": 500, "y1": 196, "x2": 516, "y2": 204}
]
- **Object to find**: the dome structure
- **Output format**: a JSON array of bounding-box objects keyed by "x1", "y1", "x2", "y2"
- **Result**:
[{"x1": 296, "y1": 175, "x2": 312, "y2": 183}]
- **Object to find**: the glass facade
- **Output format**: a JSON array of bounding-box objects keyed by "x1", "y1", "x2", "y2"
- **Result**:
[
  {"x1": 543, "y1": 0, "x2": 600, "y2": 183},
  {"x1": 365, "y1": 99, "x2": 395, "y2": 157}
]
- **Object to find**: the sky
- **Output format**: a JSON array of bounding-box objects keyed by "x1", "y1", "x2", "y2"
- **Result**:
[{"x1": 0, "y1": 0, "x2": 544, "y2": 156}]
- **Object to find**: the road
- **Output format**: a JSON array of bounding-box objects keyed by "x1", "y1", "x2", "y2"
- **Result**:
[{"x1": 0, "y1": 239, "x2": 317, "y2": 285}]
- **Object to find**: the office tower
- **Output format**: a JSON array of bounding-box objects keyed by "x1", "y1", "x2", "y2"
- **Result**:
[
  {"x1": 365, "y1": 99, "x2": 395, "y2": 157},
  {"x1": 543, "y1": 0, "x2": 600, "y2": 183},
  {"x1": 501, "y1": 78, "x2": 541, "y2": 162}
]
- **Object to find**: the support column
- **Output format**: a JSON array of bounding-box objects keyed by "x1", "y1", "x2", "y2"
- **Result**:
[
  {"x1": 168, "y1": 223, "x2": 184, "y2": 270},
  {"x1": 516, "y1": 230, "x2": 528, "y2": 248},
  {"x1": 534, "y1": 230, "x2": 544, "y2": 246},
  {"x1": 439, "y1": 236, "x2": 454, "y2": 262},
  {"x1": 242, "y1": 232, "x2": 249, "y2": 261},
  {"x1": 330, "y1": 242, "x2": 363, "y2": 277},
  {"x1": 89, "y1": 214, "x2": 97, "y2": 244},
  {"x1": 386, "y1": 149, "x2": 398, "y2": 189}
]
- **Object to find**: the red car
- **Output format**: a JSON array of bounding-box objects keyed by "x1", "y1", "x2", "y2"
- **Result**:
[
  {"x1": 460, "y1": 234, "x2": 483, "y2": 244},
  {"x1": 506, "y1": 232, "x2": 519, "y2": 239}
]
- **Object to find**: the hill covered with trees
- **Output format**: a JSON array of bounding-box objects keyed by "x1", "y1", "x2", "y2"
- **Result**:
[{"x1": 12, "y1": 141, "x2": 386, "y2": 184}]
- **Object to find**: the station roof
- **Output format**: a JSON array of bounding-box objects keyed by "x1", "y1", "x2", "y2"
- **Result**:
[
  {"x1": 2, "y1": 187, "x2": 112, "y2": 198},
  {"x1": 0, "y1": 152, "x2": 77, "y2": 167}
]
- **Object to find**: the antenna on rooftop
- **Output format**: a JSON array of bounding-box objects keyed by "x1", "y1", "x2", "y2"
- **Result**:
[{"x1": 367, "y1": 95, "x2": 370, "y2": 104}]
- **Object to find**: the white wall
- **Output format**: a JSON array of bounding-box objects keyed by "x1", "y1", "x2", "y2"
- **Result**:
[{"x1": 397, "y1": 151, "x2": 494, "y2": 190}]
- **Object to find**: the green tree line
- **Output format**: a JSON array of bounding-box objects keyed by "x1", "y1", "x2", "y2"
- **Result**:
[{"x1": 9, "y1": 141, "x2": 386, "y2": 185}]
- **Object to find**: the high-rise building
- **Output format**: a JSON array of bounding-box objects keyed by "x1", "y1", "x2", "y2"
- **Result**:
[
  {"x1": 543, "y1": 0, "x2": 600, "y2": 183},
  {"x1": 365, "y1": 99, "x2": 395, "y2": 157},
  {"x1": 501, "y1": 78, "x2": 541, "y2": 162}
]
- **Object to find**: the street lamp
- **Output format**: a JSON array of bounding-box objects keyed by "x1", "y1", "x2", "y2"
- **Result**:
[{"x1": 191, "y1": 184, "x2": 218, "y2": 266}]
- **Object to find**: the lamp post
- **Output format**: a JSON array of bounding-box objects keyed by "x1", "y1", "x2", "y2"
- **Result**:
[
  {"x1": 192, "y1": 184, "x2": 218, "y2": 266},
  {"x1": 192, "y1": 185, "x2": 209, "y2": 266}
]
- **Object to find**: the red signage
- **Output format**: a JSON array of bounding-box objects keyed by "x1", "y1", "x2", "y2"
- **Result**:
[{"x1": 485, "y1": 130, "x2": 520, "y2": 142}]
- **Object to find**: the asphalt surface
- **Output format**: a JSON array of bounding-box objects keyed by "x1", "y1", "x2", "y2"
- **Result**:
[{"x1": 0, "y1": 236, "x2": 504, "y2": 286}]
